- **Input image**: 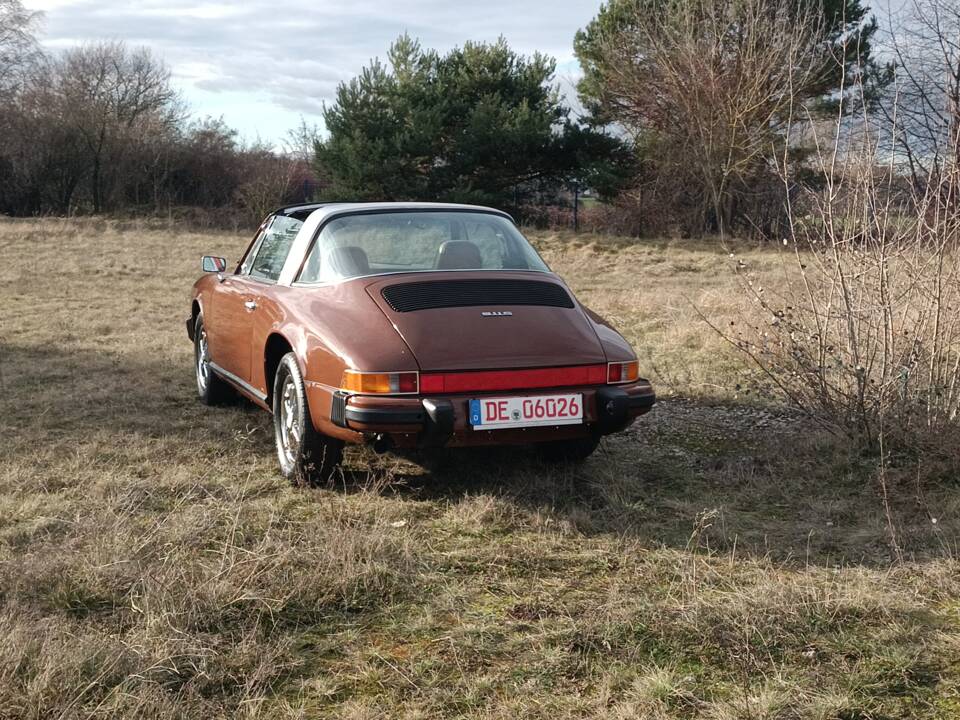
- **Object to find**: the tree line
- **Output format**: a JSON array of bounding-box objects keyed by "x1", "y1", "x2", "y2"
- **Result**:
[
  {"x1": 0, "y1": 1, "x2": 315, "y2": 222},
  {"x1": 1, "y1": 0, "x2": 956, "y2": 236}
]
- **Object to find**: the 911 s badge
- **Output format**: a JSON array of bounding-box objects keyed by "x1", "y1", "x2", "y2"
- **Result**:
[{"x1": 481, "y1": 311, "x2": 513, "y2": 317}]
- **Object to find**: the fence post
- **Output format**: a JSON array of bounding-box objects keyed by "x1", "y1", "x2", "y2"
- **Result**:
[{"x1": 573, "y1": 181, "x2": 580, "y2": 233}]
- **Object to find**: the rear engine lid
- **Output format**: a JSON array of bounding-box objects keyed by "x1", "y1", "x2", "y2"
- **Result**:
[{"x1": 366, "y1": 273, "x2": 606, "y2": 372}]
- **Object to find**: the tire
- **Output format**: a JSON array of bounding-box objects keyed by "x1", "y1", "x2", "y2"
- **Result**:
[
  {"x1": 536, "y1": 435, "x2": 601, "y2": 464},
  {"x1": 194, "y1": 313, "x2": 234, "y2": 405},
  {"x1": 273, "y1": 352, "x2": 344, "y2": 487}
]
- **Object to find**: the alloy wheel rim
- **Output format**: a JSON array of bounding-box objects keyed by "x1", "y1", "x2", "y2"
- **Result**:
[
  {"x1": 278, "y1": 375, "x2": 302, "y2": 466},
  {"x1": 196, "y1": 328, "x2": 210, "y2": 392}
]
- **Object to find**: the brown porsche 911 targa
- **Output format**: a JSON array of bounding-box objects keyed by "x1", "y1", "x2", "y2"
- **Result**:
[{"x1": 188, "y1": 202, "x2": 655, "y2": 485}]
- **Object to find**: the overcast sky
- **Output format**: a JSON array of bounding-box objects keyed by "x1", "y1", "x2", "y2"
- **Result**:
[{"x1": 25, "y1": 0, "x2": 599, "y2": 146}]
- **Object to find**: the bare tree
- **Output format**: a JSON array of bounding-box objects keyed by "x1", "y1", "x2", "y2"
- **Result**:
[
  {"x1": 284, "y1": 118, "x2": 321, "y2": 166},
  {"x1": 879, "y1": 0, "x2": 960, "y2": 197},
  {"x1": 0, "y1": 1, "x2": 44, "y2": 213},
  {"x1": 0, "y1": 0, "x2": 42, "y2": 102},
  {"x1": 51, "y1": 42, "x2": 182, "y2": 212},
  {"x1": 589, "y1": 0, "x2": 827, "y2": 236}
]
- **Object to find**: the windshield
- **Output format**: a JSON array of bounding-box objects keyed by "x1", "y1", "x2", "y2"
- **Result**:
[{"x1": 296, "y1": 211, "x2": 548, "y2": 284}]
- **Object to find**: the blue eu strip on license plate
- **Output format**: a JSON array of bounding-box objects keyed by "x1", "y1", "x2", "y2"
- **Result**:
[{"x1": 469, "y1": 399, "x2": 483, "y2": 425}]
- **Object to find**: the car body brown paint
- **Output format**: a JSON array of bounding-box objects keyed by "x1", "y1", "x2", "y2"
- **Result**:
[
  {"x1": 190, "y1": 205, "x2": 654, "y2": 450},
  {"x1": 364, "y1": 273, "x2": 606, "y2": 371}
]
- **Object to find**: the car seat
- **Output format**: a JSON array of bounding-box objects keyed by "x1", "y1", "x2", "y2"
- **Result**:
[
  {"x1": 326, "y1": 246, "x2": 370, "y2": 278},
  {"x1": 435, "y1": 240, "x2": 482, "y2": 270}
]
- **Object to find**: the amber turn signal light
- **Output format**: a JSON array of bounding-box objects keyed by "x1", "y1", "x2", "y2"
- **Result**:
[
  {"x1": 607, "y1": 360, "x2": 639, "y2": 384},
  {"x1": 341, "y1": 370, "x2": 419, "y2": 394}
]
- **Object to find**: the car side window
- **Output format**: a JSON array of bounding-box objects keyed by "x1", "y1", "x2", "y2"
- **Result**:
[
  {"x1": 239, "y1": 227, "x2": 268, "y2": 276},
  {"x1": 248, "y1": 215, "x2": 303, "y2": 282}
]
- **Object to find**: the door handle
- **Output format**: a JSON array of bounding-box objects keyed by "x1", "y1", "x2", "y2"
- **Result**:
[{"x1": 244, "y1": 300, "x2": 257, "y2": 311}]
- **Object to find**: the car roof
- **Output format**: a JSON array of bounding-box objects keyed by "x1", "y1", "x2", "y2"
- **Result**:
[
  {"x1": 273, "y1": 201, "x2": 514, "y2": 223},
  {"x1": 273, "y1": 202, "x2": 517, "y2": 287}
]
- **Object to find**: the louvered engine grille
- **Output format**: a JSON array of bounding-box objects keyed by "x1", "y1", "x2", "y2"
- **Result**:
[{"x1": 381, "y1": 278, "x2": 575, "y2": 313}]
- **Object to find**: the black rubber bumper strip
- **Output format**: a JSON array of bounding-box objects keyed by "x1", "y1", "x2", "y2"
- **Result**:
[
  {"x1": 628, "y1": 392, "x2": 657, "y2": 409},
  {"x1": 344, "y1": 406, "x2": 426, "y2": 425}
]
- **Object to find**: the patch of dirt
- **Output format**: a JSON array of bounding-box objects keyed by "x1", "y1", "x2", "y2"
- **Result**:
[{"x1": 628, "y1": 398, "x2": 811, "y2": 461}]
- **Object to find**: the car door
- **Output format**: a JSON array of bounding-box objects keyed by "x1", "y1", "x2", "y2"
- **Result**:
[
  {"x1": 206, "y1": 223, "x2": 270, "y2": 386},
  {"x1": 207, "y1": 214, "x2": 302, "y2": 391},
  {"x1": 238, "y1": 215, "x2": 304, "y2": 383}
]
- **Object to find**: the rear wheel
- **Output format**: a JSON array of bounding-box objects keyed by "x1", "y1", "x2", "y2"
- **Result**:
[
  {"x1": 273, "y1": 352, "x2": 344, "y2": 487},
  {"x1": 536, "y1": 435, "x2": 601, "y2": 464},
  {"x1": 194, "y1": 314, "x2": 234, "y2": 405}
]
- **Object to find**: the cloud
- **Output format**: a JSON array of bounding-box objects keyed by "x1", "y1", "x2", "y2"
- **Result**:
[{"x1": 26, "y1": 0, "x2": 593, "y2": 139}]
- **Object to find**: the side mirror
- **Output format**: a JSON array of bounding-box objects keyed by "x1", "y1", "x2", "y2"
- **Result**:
[{"x1": 202, "y1": 255, "x2": 227, "y2": 273}]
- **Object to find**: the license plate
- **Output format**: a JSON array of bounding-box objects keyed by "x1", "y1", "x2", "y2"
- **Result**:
[{"x1": 469, "y1": 394, "x2": 583, "y2": 429}]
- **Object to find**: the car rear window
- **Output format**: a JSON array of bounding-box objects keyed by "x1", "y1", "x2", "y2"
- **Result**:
[{"x1": 296, "y1": 211, "x2": 548, "y2": 284}]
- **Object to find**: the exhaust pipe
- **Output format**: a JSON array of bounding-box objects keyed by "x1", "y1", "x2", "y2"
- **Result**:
[{"x1": 372, "y1": 434, "x2": 393, "y2": 454}]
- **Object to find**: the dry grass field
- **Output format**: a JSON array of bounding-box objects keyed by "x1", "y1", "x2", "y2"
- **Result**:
[{"x1": 1, "y1": 217, "x2": 959, "y2": 718}]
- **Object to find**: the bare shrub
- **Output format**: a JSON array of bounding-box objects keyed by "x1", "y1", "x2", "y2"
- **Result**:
[
  {"x1": 708, "y1": 0, "x2": 960, "y2": 457},
  {"x1": 722, "y1": 133, "x2": 960, "y2": 454},
  {"x1": 234, "y1": 146, "x2": 301, "y2": 226},
  {"x1": 577, "y1": 199, "x2": 655, "y2": 237}
]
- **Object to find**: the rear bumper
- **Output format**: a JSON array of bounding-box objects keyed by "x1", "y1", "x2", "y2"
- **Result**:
[{"x1": 328, "y1": 382, "x2": 655, "y2": 448}]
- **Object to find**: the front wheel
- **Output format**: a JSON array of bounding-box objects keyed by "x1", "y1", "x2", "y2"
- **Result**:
[
  {"x1": 273, "y1": 352, "x2": 344, "y2": 487},
  {"x1": 194, "y1": 313, "x2": 234, "y2": 405}
]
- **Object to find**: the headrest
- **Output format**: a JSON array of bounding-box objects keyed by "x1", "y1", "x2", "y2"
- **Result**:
[
  {"x1": 435, "y1": 240, "x2": 482, "y2": 270},
  {"x1": 326, "y1": 246, "x2": 370, "y2": 278}
]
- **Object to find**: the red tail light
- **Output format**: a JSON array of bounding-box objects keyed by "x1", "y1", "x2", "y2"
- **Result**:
[
  {"x1": 607, "y1": 361, "x2": 640, "y2": 384},
  {"x1": 397, "y1": 372, "x2": 418, "y2": 393}
]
